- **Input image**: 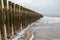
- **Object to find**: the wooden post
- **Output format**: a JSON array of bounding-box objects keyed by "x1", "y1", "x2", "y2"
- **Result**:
[
  {"x1": 15, "y1": 4, "x2": 19, "y2": 32},
  {"x1": 13, "y1": 4, "x2": 18, "y2": 35},
  {"x1": 11, "y1": 3, "x2": 16, "y2": 35},
  {"x1": 20, "y1": 6, "x2": 23, "y2": 30},
  {"x1": 22, "y1": 7, "x2": 27, "y2": 29},
  {"x1": 21, "y1": 6, "x2": 24, "y2": 30},
  {"x1": 17, "y1": 5, "x2": 21, "y2": 32},
  {"x1": 18, "y1": 5, "x2": 21, "y2": 32},
  {"x1": 15, "y1": 4, "x2": 20, "y2": 33},
  {"x1": 11, "y1": 2, "x2": 14, "y2": 36},
  {"x1": 29, "y1": 10, "x2": 31, "y2": 24},
  {"x1": 26, "y1": 9, "x2": 29, "y2": 26},
  {"x1": 28, "y1": 9, "x2": 30, "y2": 24},
  {"x1": 8, "y1": 1, "x2": 13, "y2": 37},
  {"x1": 0, "y1": 0, "x2": 5, "y2": 40},
  {"x1": 3, "y1": 0, "x2": 11, "y2": 39}
]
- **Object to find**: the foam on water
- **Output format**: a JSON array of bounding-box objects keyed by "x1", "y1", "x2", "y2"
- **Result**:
[
  {"x1": 12, "y1": 16, "x2": 60, "y2": 40},
  {"x1": 40, "y1": 16, "x2": 60, "y2": 23}
]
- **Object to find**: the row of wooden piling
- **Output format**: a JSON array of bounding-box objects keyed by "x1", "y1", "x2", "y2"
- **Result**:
[{"x1": 0, "y1": 0, "x2": 43, "y2": 40}]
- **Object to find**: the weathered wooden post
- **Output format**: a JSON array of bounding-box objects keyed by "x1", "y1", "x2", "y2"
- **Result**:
[
  {"x1": 8, "y1": 1, "x2": 13, "y2": 37},
  {"x1": 11, "y1": 2, "x2": 16, "y2": 35},
  {"x1": 13, "y1": 4, "x2": 18, "y2": 35},
  {"x1": 0, "y1": 0, "x2": 5, "y2": 40},
  {"x1": 22, "y1": 7, "x2": 28, "y2": 29},
  {"x1": 15, "y1": 4, "x2": 19, "y2": 32},
  {"x1": 26, "y1": 8, "x2": 30, "y2": 25},
  {"x1": 19, "y1": 5, "x2": 21, "y2": 32},
  {"x1": 21, "y1": 6, "x2": 24, "y2": 29},
  {"x1": 18, "y1": 5, "x2": 21, "y2": 32},
  {"x1": 29, "y1": 10, "x2": 32, "y2": 24},
  {"x1": 3, "y1": 0, "x2": 11, "y2": 39},
  {"x1": 23, "y1": 8, "x2": 26, "y2": 29},
  {"x1": 20, "y1": 6, "x2": 23, "y2": 30},
  {"x1": 11, "y1": 2, "x2": 16, "y2": 36},
  {"x1": 17, "y1": 5, "x2": 21, "y2": 32},
  {"x1": 11, "y1": 2, "x2": 15, "y2": 36},
  {"x1": 28, "y1": 9, "x2": 31, "y2": 24},
  {"x1": 17, "y1": 6, "x2": 22, "y2": 31}
]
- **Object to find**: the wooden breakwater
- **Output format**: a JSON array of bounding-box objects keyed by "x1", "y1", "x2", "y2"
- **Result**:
[{"x1": 0, "y1": 0, "x2": 43, "y2": 40}]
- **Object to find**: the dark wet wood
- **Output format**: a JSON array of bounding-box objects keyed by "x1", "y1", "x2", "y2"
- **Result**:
[
  {"x1": 0, "y1": 0, "x2": 5, "y2": 40},
  {"x1": 0, "y1": 0, "x2": 43, "y2": 40},
  {"x1": 11, "y1": 2, "x2": 15, "y2": 36},
  {"x1": 3, "y1": 0, "x2": 11, "y2": 39},
  {"x1": 8, "y1": 1, "x2": 13, "y2": 37}
]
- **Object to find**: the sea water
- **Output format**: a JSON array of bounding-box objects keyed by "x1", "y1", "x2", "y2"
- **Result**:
[{"x1": 13, "y1": 16, "x2": 60, "y2": 40}]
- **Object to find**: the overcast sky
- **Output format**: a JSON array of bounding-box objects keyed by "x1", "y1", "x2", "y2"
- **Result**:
[{"x1": 8, "y1": 0, "x2": 60, "y2": 17}]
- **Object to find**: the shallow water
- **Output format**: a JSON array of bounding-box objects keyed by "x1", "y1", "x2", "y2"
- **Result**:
[{"x1": 13, "y1": 16, "x2": 60, "y2": 40}]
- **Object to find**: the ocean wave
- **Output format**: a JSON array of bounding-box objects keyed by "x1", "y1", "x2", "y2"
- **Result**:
[{"x1": 39, "y1": 16, "x2": 60, "y2": 23}]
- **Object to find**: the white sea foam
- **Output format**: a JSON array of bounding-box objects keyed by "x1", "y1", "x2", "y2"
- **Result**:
[
  {"x1": 12, "y1": 16, "x2": 60, "y2": 40},
  {"x1": 40, "y1": 16, "x2": 60, "y2": 23}
]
